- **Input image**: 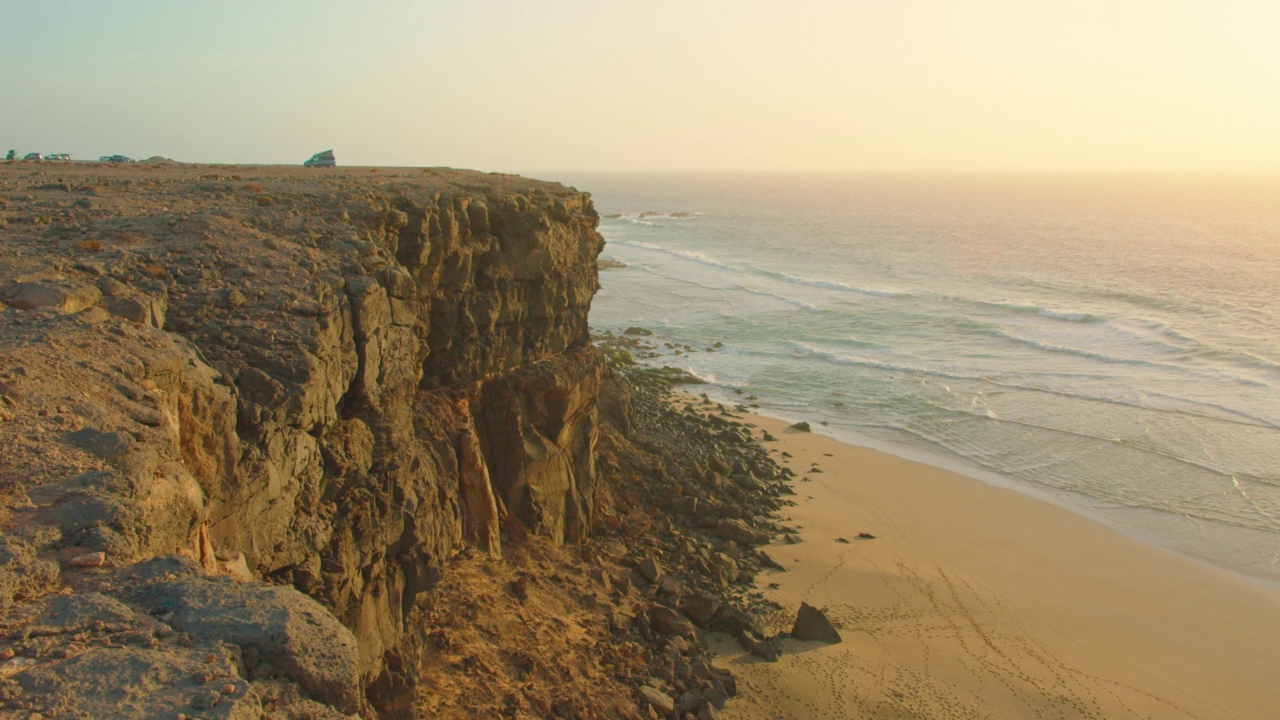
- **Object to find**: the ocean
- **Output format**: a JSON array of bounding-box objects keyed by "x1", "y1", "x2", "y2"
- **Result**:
[{"x1": 549, "y1": 172, "x2": 1280, "y2": 585}]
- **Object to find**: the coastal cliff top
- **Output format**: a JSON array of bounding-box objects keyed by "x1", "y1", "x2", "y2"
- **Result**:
[
  {"x1": 0, "y1": 158, "x2": 605, "y2": 509},
  {"x1": 0, "y1": 161, "x2": 584, "y2": 200},
  {"x1": 0, "y1": 161, "x2": 597, "y2": 283}
]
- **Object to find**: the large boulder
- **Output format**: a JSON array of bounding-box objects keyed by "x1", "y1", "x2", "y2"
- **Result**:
[
  {"x1": 1, "y1": 280, "x2": 101, "y2": 314},
  {"x1": 11, "y1": 647, "x2": 261, "y2": 720},
  {"x1": 128, "y1": 572, "x2": 361, "y2": 713},
  {"x1": 791, "y1": 601, "x2": 842, "y2": 643},
  {"x1": 649, "y1": 604, "x2": 697, "y2": 639},
  {"x1": 714, "y1": 518, "x2": 767, "y2": 545}
]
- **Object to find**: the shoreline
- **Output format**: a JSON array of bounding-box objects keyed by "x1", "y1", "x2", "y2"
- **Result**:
[
  {"x1": 697, "y1": 387, "x2": 1280, "y2": 596},
  {"x1": 710, "y1": 409, "x2": 1280, "y2": 720}
]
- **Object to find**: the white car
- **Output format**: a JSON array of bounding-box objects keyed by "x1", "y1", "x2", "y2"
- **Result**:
[{"x1": 46, "y1": 153, "x2": 71, "y2": 161}]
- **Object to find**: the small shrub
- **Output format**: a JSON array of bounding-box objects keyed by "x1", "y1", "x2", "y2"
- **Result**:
[
  {"x1": 244, "y1": 182, "x2": 265, "y2": 193},
  {"x1": 76, "y1": 238, "x2": 104, "y2": 252},
  {"x1": 257, "y1": 195, "x2": 274, "y2": 206},
  {"x1": 144, "y1": 265, "x2": 166, "y2": 279}
]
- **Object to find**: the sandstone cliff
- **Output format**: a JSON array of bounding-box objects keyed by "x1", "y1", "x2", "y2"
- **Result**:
[{"x1": 0, "y1": 164, "x2": 607, "y2": 716}]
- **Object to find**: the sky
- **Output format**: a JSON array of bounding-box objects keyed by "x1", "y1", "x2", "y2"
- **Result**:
[{"x1": 2, "y1": 0, "x2": 1278, "y2": 172}]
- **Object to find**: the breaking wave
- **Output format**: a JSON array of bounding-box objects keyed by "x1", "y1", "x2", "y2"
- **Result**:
[
  {"x1": 767, "y1": 272, "x2": 903, "y2": 298},
  {"x1": 973, "y1": 300, "x2": 1104, "y2": 323}
]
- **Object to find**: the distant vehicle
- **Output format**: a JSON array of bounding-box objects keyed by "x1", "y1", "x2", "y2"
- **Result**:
[
  {"x1": 104, "y1": 155, "x2": 134, "y2": 163},
  {"x1": 5, "y1": 150, "x2": 15, "y2": 161},
  {"x1": 23, "y1": 152, "x2": 42, "y2": 161},
  {"x1": 46, "y1": 153, "x2": 71, "y2": 161},
  {"x1": 304, "y1": 150, "x2": 335, "y2": 168}
]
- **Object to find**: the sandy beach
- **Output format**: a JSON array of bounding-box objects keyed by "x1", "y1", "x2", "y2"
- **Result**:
[{"x1": 713, "y1": 412, "x2": 1280, "y2": 720}]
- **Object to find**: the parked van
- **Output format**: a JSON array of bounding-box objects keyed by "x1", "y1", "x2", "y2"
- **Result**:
[{"x1": 304, "y1": 150, "x2": 336, "y2": 168}]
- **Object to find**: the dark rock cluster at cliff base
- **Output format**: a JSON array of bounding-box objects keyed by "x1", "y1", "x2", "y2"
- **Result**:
[{"x1": 586, "y1": 356, "x2": 793, "y2": 718}]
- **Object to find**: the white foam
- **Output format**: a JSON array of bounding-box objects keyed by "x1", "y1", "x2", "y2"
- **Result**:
[
  {"x1": 733, "y1": 285, "x2": 822, "y2": 312},
  {"x1": 613, "y1": 237, "x2": 898, "y2": 300},
  {"x1": 615, "y1": 240, "x2": 733, "y2": 270},
  {"x1": 992, "y1": 329, "x2": 1144, "y2": 366},
  {"x1": 772, "y1": 272, "x2": 902, "y2": 298},
  {"x1": 789, "y1": 342, "x2": 985, "y2": 381},
  {"x1": 1039, "y1": 308, "x2": 1094, "y2": 322},
  {"x1": 618, "y1": 239, "x2": 662, "y2": 250},
  {"x1": 668, "y1": 249, "x2": 732, "y2": 269},
  {"x1": 974, "y1": 300, "x2": 1102, "y2": 322}
]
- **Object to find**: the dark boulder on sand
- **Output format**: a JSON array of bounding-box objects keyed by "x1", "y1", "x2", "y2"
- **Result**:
[{"x1": 791, "y1": 602, "x2": 842, "y2": 643}]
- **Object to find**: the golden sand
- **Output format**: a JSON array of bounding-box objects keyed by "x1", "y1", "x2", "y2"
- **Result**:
[{"x1": 714, "y1": 412, "x2": 1280, "y2": 720}]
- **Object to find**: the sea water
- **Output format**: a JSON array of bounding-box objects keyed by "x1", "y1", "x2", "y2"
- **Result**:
[{"x1": 550, "y1": 172, "x2": 1280, "y2": 585}]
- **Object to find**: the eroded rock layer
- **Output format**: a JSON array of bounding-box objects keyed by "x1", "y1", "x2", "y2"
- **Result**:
[{"x1": 0, "y1": 164, "x2": 605, "y2": 716}]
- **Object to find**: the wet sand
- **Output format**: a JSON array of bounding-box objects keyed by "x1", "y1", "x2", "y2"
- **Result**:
[{"x1": 714, "y1": 412, "x2": 1280, "y2": 720}]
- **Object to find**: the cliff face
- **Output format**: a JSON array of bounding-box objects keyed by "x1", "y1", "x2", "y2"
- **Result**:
[{"x1": 0, "y1": 165, "x2": 605, "y2": 716}]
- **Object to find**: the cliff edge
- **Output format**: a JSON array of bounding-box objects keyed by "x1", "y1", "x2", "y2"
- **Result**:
[
  {"x1": 0, "y1": 164, "x2": 606, "y2": 717},
  {"x1": 0, "y1": 163, "x2": 794, "y2": 720}
]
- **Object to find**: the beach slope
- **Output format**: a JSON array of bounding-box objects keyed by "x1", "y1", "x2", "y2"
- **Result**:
[{"x1": 718, "y1": 413, "x2": 1280, "y2": 720}]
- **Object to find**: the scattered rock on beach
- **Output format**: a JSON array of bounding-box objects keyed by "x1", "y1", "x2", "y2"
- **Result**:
[
  {"x1": 638, "y1": 685, "x2": 676, "y2": 714},
  {"x1": 650, "y1": 605, "x2": 697, "y2": 639},
  {"x1": 738, "y1": 630, "x2": 783, "y2": 662},
  {"x1": 758, "y1": 550, "x2": 787, "y2": 571},
  {"x1": 789, "y1": 421, "x2": 811, "y2": 432},
  {"x1": 678, "y1": 592, "x2": 721, "y2": 627},
  {"x1": 791, "y1": 602, "x2": 842, "y2": 643},
  {"x1": 714, "y1": 518, "x2": 766, "y2": 545},
  {"x1": 713, "y1": 604, "x2": 763, "y2": 637}
]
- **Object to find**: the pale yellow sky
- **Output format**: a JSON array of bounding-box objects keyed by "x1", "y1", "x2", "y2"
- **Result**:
[{"x1": 5, "y1": 0, "x2": 1278, "y2": 171}]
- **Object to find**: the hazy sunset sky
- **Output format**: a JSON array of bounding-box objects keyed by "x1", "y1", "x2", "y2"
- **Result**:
[{"x1": 3, "y1": 0, "x2": 1277, "y2": 172}]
